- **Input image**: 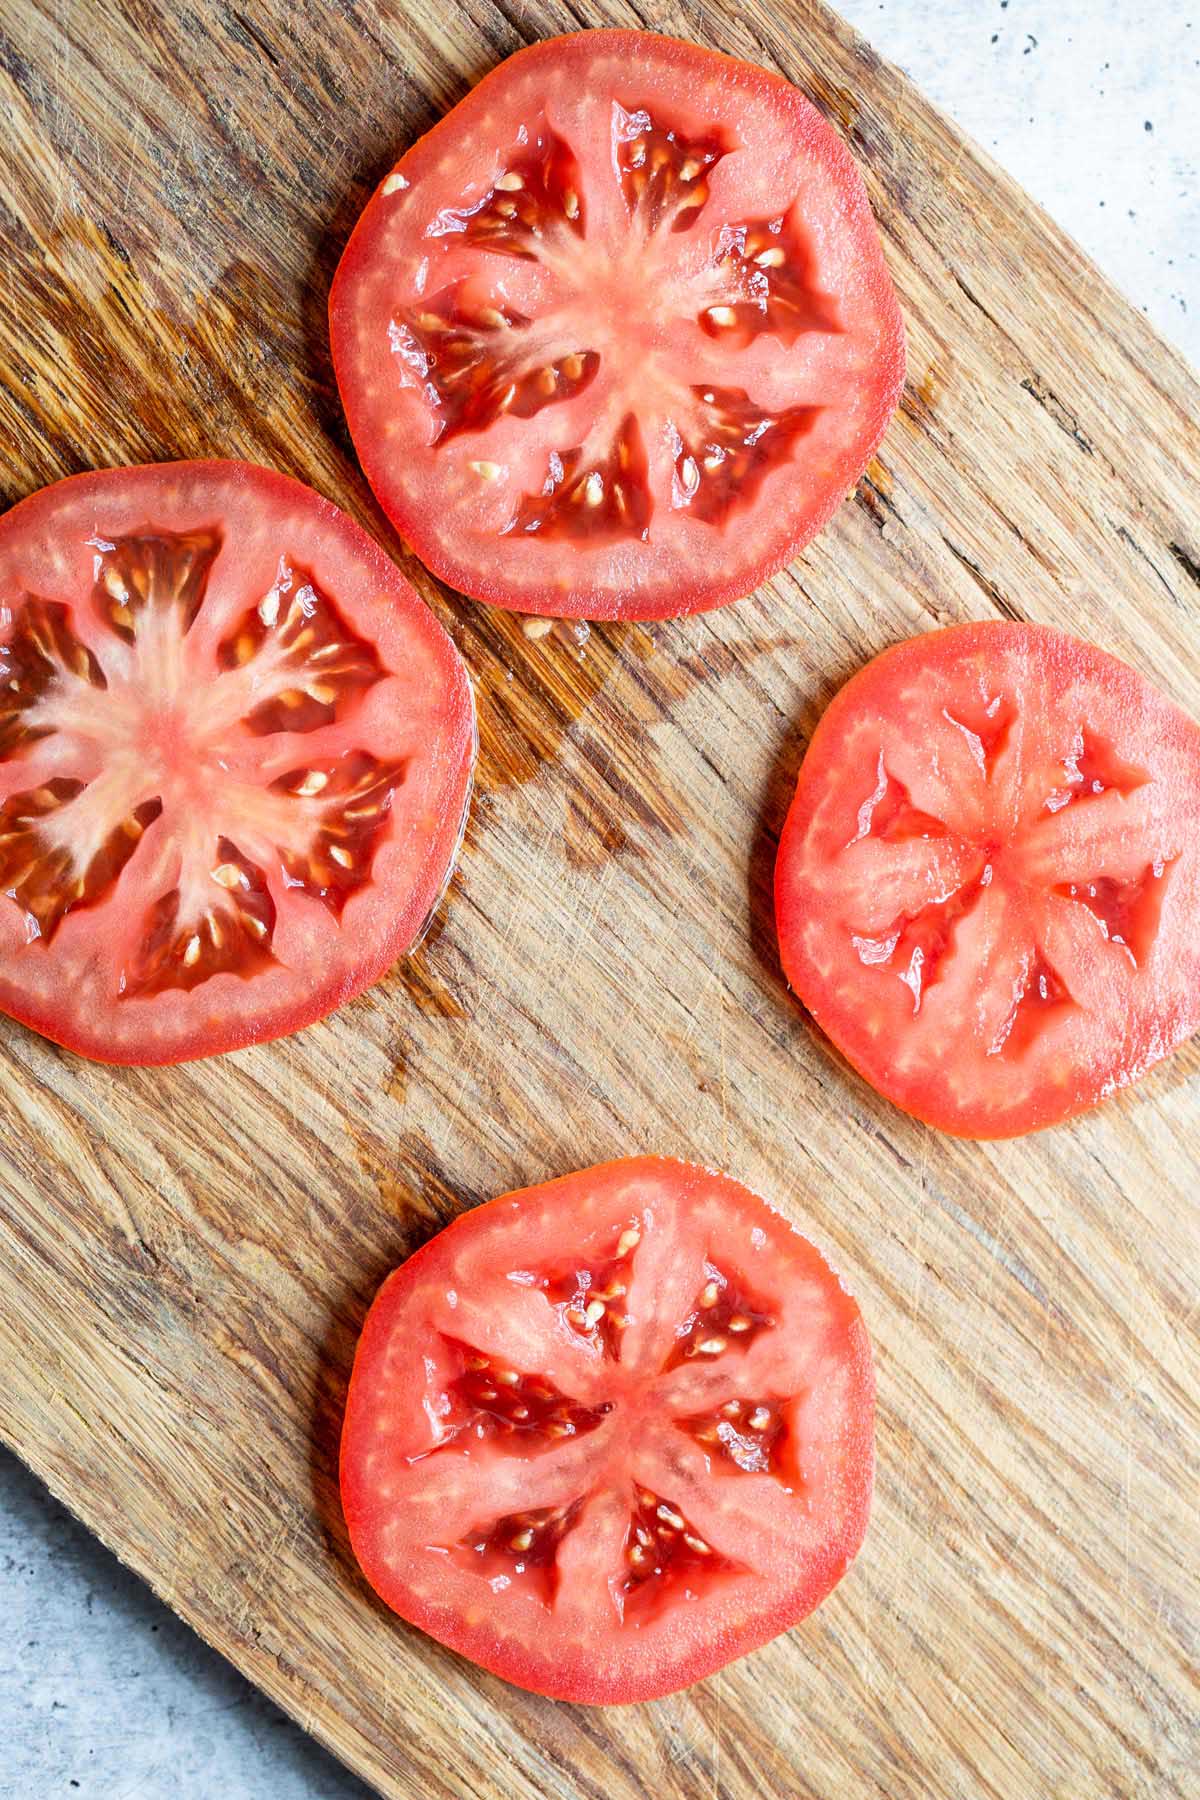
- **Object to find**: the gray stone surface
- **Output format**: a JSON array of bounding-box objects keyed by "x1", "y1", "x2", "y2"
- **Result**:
[
  {"x1": 1, "y1": 4, "x2": 1195, "y2": 1796},
  {"x1": 846, "y1": 0, "x2": 1198, "y2": 361}
]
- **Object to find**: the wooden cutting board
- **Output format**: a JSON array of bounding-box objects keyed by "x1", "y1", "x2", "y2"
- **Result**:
[{"x1": 1, "y1": 1, "x2": 1198, "y2": 1795}]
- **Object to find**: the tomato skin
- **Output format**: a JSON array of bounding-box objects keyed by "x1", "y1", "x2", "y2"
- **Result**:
[
  {"x1": 0, "y1": 462, "x2": 475, "y2": 1064},
  {"x1": 775, "y1": 623, "x2": 1200, "y2": 1137},
  {"x1": 330, "y1": 30, "x2": 905, "y2": 621},
  {"x1": 340, "y1": 1157, "x2": 874, "y2": 1704}
]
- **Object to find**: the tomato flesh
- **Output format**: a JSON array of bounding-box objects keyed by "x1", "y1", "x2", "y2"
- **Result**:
[
  {"x1": 0, "y1": 462, "x2": 474, "y2": 1063},
  {"x1": 775, "y1": 622, "x2": 1200, "y2": 1136},
  {"x1": 330, "y1": 30, "x2": 904, "y2": 620},
  {"x1": 340, "y1": 1157, "x2": 874, "y2": 1703}
]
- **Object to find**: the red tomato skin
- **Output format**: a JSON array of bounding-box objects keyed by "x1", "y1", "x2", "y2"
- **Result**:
[
  {"x1": 329, "y1": 30, "x2": 905, "y2": 621},
  {"x1": 0, "y1": 462, "x2": 476, "y2": 1065},
  {"x1": 340, "y1": 1157, "x2": 875, "y2": 1704},
  {"x1": 775, "y1": 622, "x2": 1200, "y2": 1138}
]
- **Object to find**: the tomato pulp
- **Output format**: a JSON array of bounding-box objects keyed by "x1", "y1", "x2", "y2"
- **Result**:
[
  {"x1": 341, "y1": 1157, "x2": 874, "y2": 1703},
  {"x1": 330, "y1": 30, "x2": 904, "y2": 620},
  {"x1": 0, "y1": 462, "x2": 474, "y2": 1063},
  {"x1": 775, "y1": 622, "x2": 1200, "y2": 1136}
]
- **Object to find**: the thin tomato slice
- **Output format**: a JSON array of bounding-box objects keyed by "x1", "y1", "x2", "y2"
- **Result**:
[
  {"x1": 340, "y1": 1157, "x2": 874, "y2": 1703},
  {"x1": 0, "y1": 462, "x2": 474, "y2": 1063},
  {"x1": 775, "y1": 622, "x2": 1200, "y2": 1136},
  {"x1": 330, "y1": 29, "x2": 904, "y2": 620}
]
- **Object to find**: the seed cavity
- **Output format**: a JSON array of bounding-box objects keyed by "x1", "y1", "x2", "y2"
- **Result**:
[
  {"x1": 218, "y1": 557, "x2": 385, "y2": 737},
  {"x1": 455, "y1": 1499, "x2": 584, "y2": 1604},
  {"x1": 699, "y1": 216, "x2": 843, "y2": 347},
  {"x1": 426, "y1": 122, "x2": 586, "y2": 259},
  {"x1": 669, "y1": 386, "x2": 823, "y2": 528},
  {"x1": 392, "y1": 296, "x2": 600, "y2": 444},
  {"x1": 92, "y1": 529, "x2": 223, "y2": 644},
  {"x1": 678, "y1": 1398, "x2": 789, "y2": 1480},
  {"x1": 271, "y1": 751, "x2": 407, "y2": 916},
  {"x1": 613, "y1": 103, "x2": 725, "y2": 234},
  {"x1": 435, "y1": 1339, "x2": 610, "y2": 1455},
  {"x1": 0, "y1": 598, "x2": 113, "y2": 759},
  {"x1": 508, "y1": 415, "x2": 651, "y2": 546},
  {"x1": 622, "y1": 1486, "x2": 738, "y2": 1601},
  {"x1": 664, "y1": 1260, "x2": 775, "y2": 1369},
  {"x1": 128, "y1": 834, "x2": 274, "y2": 996}
]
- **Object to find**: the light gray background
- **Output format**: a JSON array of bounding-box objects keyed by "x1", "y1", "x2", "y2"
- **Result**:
[{"x1": 2, "y1": 3, "x2": 1197, "y2": 1796}]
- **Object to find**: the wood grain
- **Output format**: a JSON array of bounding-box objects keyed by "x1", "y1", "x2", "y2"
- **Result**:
[{"x1": 1, "y1": 1, "x2": 1198, "y2": 1796}]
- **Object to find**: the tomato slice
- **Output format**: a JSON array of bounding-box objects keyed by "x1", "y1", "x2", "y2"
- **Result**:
[
  {"x1": 775, "y1": 622, "x2": 1200, "y2": 1137},
  {"x1": 0, "y1": 462, "x2": 474, "y2": 1063},
  {"x1": 340, "y1": 1157, "x2": 873, "y2": 1703},
  {"x1": 330, "y1": 29, "x2": 904, "y2": 620}
]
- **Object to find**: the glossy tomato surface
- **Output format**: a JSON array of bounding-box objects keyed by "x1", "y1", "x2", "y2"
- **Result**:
[
  {"x1": 341, "y1": 1157, "x2": 874, "y2": 1703},
  {"x1": 775, "y1": 622, "x2": 1200, "y2": 1137},
  {"x1": 0, "y1": 462, "x2": 474, "y2": 1063},
  {"x1": 330, "y1": 30, "x2": 904, "y2": 620}
]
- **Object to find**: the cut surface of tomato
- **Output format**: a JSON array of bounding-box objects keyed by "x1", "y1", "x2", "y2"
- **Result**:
[
  {"x1": 0, "y1": 462, "x2": 474, "y2": 1063},
  {"x1": 340, "y1": 1157, "x2": 873, "y2": 1703},
  {"x1": 775, "y1": 622, "x2": 1200, "y2": 1137},
  {"x1": 330, "y1": 30, "x2": 904, "y2": 620}
]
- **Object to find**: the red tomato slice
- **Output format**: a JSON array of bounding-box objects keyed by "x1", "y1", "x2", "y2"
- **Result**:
[
  {"x1": 0, "y1": 462, "x2": 474, "y2": 1063},
  {"x1": 775, "y1": 622, "x2": 1200, "y2": 1137},
  {"x1": 340, "y1": 1157, "x2": 874, "y2": 1703},
  {"x1": 330, "y1": 30, "x2": 904, "y2": 620}
]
